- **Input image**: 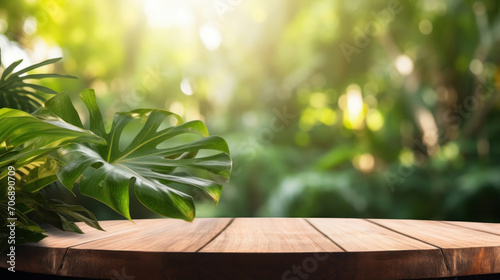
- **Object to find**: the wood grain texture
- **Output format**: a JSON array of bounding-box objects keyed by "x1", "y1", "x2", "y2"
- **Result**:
[
  {"x1": 70, "y1": 218, "x2": 232, "y2": 252},
  {"x1": 306, "y1": 218, "x2": 449, "y2": 279},
  {"x1": 444, "y1": 221, "x2": 500, "y2": 236},
  {"x1": 2, "y1": 218, "x2": 500, "y2": 280},
  {"x1": 308, "y1": 218, "x2": 437, "y2": 251},
  {"x1": 30, "y1": 219, "x2": 139, "y2": 248},
  {"x1": 370, "y1": 219, "x2": 500, "y2": 277},
  {"x1": 200, "y1": 218, "x2": 342, "y2": 253},
  {"x1": 0, "y1": 220, "x2": 139, "y2": 275}
]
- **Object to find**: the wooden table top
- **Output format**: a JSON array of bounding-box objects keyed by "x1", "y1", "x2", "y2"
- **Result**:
[{"x1": 2, "y1": 218, "x2": 500, "y2": 280}]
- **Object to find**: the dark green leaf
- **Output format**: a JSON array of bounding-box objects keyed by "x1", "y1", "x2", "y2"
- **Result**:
[
  {"x1": 56, "y1": 89, "x2": 232, "y2": 221},
  {"x1": 11, "y1": 57, "x2": 62, "y2": 77},
  {"x1": 0, "y1": 59, "x2": 22, "y2": 81}
]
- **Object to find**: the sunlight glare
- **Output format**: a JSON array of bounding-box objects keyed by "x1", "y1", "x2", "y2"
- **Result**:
[
  {"x1": 180, "y1": 78, "x2": 193, "y2": 95},
  {"x1": 353, "y1": 153, "x2": 375, "y2": 173},
  {"x1": 395, "y1": 55, "x2": 414, "y2": 76},
  {"x1": 199, "y1": 24, "x2": 222, "y2": 51},
  {"x1": 143, "y1": 0, "x2": 194, "y2": 28},
  {"x1": 344, "y1": 84, "x2": 365, "y2": 129},
  {"x1": 366, "y1": 109, "x2": 384, "y2": 131},
  {"x1": 417, "y1": 109, "x2": 438, "y2": 152}
]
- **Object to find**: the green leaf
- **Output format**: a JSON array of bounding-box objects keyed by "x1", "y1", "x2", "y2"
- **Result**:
[
  {"x1": 155, "y1": 172, "x2": 224, "y2": 205},
  {"x1": 18, "y1": 157, "x2": 61, "y2": 192},
  {"x1": 49, "y1": 201, "x2": 103, "y2": 231},
  {"x1": 1, "y1": 186, "x2": 107, "y2": 251},
  {"x1": 35, "y1": 91, "x2": 84, "y2": 127},
  {"x1": 0, "y1": 59, "x2": 23, "y2": 81},
  {"x1": 0, "y1": 107, "x2": 105, "y2": 185},
  {"x1": 79, "y1": 88, "x2": 106, "y2": 137},
  {"x1": 0, "y1": 56, "x2": 75, "y2": 113},
  {"x1": 0, "y1": 195, "x2": 49, "y2": 251},
  {"x1": 12, "y1": 73, "x2": 77, "y2": 81},
  {"x1": 0, "y1": 226, "x2": 46, "y2": 253},
  {"x1": 57, "y1": 89, "x2": 232, "y2": 221},
  {"x1": 11, "y1": 57, "x2": 62, "y2": 77},
  {"x1": 0, "y1": 107, "x2": 105, "y2": 149},
  {"x1": 20, "y1": 83, "x2": 59, "y2": 94},
  {"x1": 34, "y1": 206, "x2": 84, "y2": 234},
  {"x1": 20, "y1": 192, "x2": 103, "y2": 233}
]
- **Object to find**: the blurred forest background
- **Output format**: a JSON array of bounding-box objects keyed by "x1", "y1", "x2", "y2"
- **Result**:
[{"x1": 1, "y1": 0, "x2": 499, "y2": 222}]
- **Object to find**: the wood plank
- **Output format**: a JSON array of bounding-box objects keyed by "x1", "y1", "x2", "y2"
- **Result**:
[
  {"x1": 58, "y1": 218, "x2": 344, "y2": 280},
  {"x1": 69, "y1": 218, "x2": 232, "y2": 252},
  {"x1": 200, "y1": 218, "x2": 342, "y2": 253},
  {"x1": 443, "y1": 221, "x2": 500, "y2": 236},
  {"x1": 57, "y1": 218, "x2": 237, "y2": 279},
  {"x1": 308, "y1": 218, "x2": 437, "y2": 251},
  {"x1": 370, "y1": 219, "x2": 500, "y2": 277},
  {"x1": 370, "y1": 219, "x2": 500, "y2": 249},
  {"x1": 3, "y1": 218, "x2": 500, "y2": 280},
  {"x1": 54, "y1": 251, "x2": 452, "y2": 280},
  {"x1": 306, "y1": 218, "x2": 448, "y2": 279},
  {"x1": 0, "y1": 219, "x2": 139, "y2": 275},
  {"x1": 31, "y1": 219, "x2": 139, "y2": 248},
  {"x1": 8, "y1": 218, "x2": 229, "y2": 279},
  {"x1": 54, "y1": 251, "x2": 341, "y2": 280}
]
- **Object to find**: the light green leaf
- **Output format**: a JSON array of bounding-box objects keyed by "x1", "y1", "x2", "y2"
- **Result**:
[
  {"x1": 18, "y1": 157, "x2": 61, "y2": 192},
  {"x1": 0, "y1": 59, "x2": 23, "y2": 81},
  {"x1": 0, "y1": 107, "x2": 105, "y2": 185}
]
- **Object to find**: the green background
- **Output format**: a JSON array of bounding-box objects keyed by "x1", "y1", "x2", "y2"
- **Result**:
[{"x1": 1, "y1": 0, "x2": 499, "y2": 222}]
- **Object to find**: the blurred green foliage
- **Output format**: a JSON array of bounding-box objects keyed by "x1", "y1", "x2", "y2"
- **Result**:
[{"x1": 1, "y1": 0, "x2": 499, "y2": 221}]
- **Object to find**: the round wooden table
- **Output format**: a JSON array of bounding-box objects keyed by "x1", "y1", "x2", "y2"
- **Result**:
[{"x1": 2, "y1": 218, "x2": 500, "y2": 279}]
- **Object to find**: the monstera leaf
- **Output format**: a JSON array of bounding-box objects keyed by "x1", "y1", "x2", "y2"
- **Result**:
[
  {"x1": 0, "y1": 107, "x2": 105, "y2": 182},
  {"x1": 0, "y1": 52, "x2": 76, "y2": 113},
  {"x1": 46, "y1": 90, "x2": 231, "y2": 221}
]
